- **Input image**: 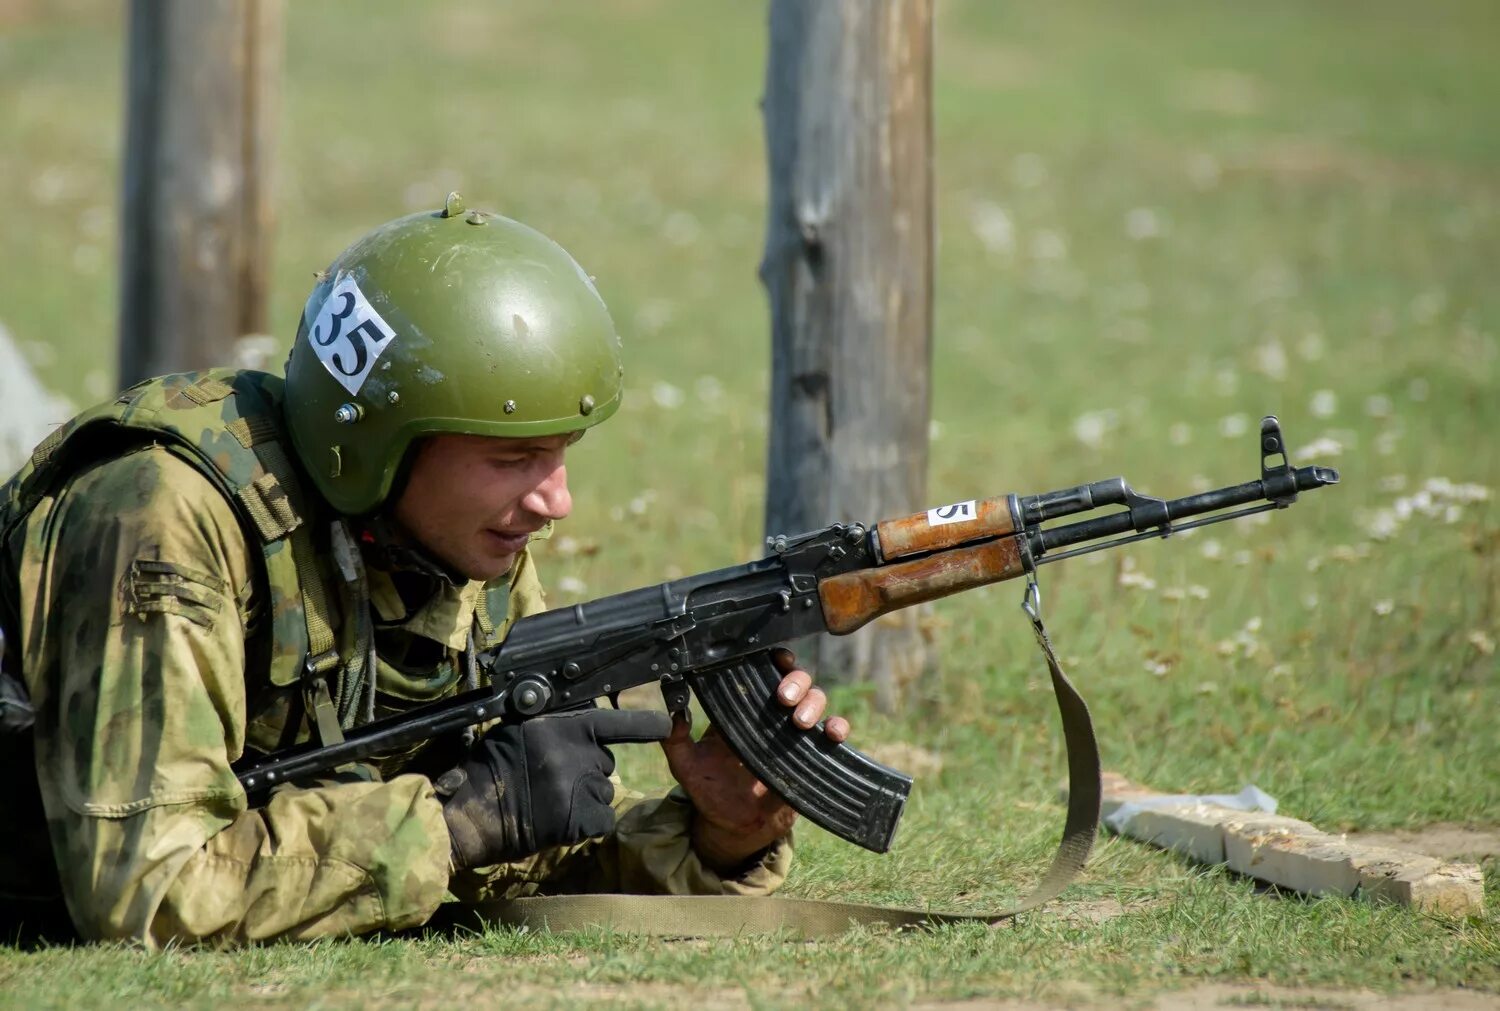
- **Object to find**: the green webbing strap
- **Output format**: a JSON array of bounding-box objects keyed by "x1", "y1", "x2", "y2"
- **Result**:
[
  {"x1": 455, "y1": 583, "x2": 1101, "y2": 938},
  {"x1": 286, "y1": 494, "x2": 343, "y2": 745},
  {"x1": 232, "y1": 423, "x2": 345, "y2": 745},
  {"x1": 472, "y1": 588, "x2": 498, "y2": 644}
]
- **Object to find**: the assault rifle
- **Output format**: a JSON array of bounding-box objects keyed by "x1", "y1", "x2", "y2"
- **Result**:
[{"x1": 237, "y1": 416, "x2": 1338, "y2": 854}]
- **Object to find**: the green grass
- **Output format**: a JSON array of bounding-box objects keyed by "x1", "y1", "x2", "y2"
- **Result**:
[{"x1": 1, "y1": 0, "x2": 1497, "y2": 1006}]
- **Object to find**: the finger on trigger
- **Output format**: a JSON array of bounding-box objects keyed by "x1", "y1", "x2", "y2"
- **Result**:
[
  {"x1": 793, "y1": 687, "x2": 826, "y2": 728},
  {"x1": 777, "y1": 669, "x2": 811, "y2": 706}
]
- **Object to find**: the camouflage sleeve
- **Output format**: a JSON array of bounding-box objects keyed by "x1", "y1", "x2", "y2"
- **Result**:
[
  {"x1": 446, "y1": 783, "x2": 792, "y2": 903},
  {"x1": 17, "y1": 447, "x2": 450, "y2": 946}
]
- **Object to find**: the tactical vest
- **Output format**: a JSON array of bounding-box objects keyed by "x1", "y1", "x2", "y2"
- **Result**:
[{"x1": 0, "y1": 369, "x2": 517, "y2": 745}]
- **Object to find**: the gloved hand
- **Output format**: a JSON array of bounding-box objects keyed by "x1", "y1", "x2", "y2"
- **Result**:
[{"x1": 436, "y1": 707, "x2": 673, "y2": 870}]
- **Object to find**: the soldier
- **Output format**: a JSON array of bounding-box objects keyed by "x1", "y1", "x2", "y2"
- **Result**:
[{"x1": 0, "y1": 196, "x2": 849, "y2": 946}]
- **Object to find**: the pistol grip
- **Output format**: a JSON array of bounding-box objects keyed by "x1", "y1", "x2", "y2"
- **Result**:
[{"x1": 687, "y1": 652, "x2": 912, "y2": 853}]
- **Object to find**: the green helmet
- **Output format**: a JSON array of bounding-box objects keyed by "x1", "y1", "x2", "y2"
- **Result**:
[{"x1": 284, "y1": 193, "x2": 623, "y2": 515}]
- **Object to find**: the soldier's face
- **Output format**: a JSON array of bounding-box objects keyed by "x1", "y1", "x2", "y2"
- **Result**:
[{"x1": 393, "y1": 432, "x2": 573, "y2": 581}]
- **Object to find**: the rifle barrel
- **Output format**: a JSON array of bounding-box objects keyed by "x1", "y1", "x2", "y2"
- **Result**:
[{"x1": 1033, "y1": 465, "x2": 1338, "y2": 556}]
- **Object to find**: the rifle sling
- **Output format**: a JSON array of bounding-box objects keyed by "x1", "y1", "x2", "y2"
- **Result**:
[{"x1": 450, "y1": 615, "x2": 1101, "y2": 938}]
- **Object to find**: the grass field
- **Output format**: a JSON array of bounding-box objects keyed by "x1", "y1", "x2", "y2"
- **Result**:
[{"x1": 1, "y1": 0, "x2": 1497, "y2": 1007}]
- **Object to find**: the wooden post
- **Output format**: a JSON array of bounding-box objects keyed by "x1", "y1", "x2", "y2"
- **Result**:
[
  {"x1": 760, "y1": 0, "x2": 935, "y2": 708},
  {"x1": 118, "y1": 0, "x2": 284, "y2": 387}
]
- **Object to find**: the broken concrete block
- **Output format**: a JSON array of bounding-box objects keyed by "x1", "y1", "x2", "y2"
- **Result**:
[
  {"x1": 1221, "y1": 810, "x2": 1319, "y2": 865},
  {"x1": 1120, "y1": 802, "x2": 1230, "y2": 865},
  {"x1": 1070, "y1": 772, "x2": 1488, "y2": 916},
  {"x1": 1352, "y1": 847, "x2": 1486, "y2": 917},
  {"x1": 1230, "y1": 832, "x2": 1363, "y2": 896},
  {"x1": 1093, "y1": 770, "x2": 1159, "y2": 819}
]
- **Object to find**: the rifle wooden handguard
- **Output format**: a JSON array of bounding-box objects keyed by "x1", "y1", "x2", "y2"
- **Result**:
[{"x1": 818, "y1": 535, "x2": 1027, "y2": 635}]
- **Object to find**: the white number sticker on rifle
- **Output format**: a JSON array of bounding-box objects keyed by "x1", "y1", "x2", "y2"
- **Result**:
[
  {"x1": 306, "y1": 274, "x2": 398, "y2": 396},
  {"x1": 926, "y1": 500, "x2": 977, "y2": 526}
]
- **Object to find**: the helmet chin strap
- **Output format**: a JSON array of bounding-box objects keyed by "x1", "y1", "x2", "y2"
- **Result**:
[{"x1": 356, "y1": 514, "x2": 469, "y2": 593}]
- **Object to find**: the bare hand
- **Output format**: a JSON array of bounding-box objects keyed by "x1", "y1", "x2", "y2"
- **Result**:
[{"x1": 659, "y1": 648, "x2": 851, "y2": 871}]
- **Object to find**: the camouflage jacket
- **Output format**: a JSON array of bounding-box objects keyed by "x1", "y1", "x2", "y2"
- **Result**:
[{"x1": 0, "y1": 371, "x2": 789, "y2": 947}]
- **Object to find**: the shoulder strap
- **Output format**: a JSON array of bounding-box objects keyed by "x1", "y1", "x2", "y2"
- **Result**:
[
  {"x1": 2, "y1": 371, "x2": 350, "y2": 741},
  {"x1": 451, "y1": 595, "x2": 1101, "y2": 936}
]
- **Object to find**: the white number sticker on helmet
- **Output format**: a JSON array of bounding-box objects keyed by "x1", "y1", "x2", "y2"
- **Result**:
[{"x1": 307, "y1": 274, "x2": 398, "y2": 396}]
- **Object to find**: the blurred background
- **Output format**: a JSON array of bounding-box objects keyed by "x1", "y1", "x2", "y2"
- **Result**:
[{"x1": 1, "y1": 0, "x2": 1495, "y2": 824}]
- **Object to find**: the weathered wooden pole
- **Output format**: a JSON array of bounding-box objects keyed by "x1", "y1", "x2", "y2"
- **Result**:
[
  {"x1": 118, "y1": 0, "x2": 284, "y2": 386},
  {"x1": 760, "y1": 0, "x2": 935, "y2": 708}
]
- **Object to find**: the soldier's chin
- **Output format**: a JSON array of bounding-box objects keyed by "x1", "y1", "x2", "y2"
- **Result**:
[{"x1": 464, "y1": 544, "x2": 520, "y2": 582}]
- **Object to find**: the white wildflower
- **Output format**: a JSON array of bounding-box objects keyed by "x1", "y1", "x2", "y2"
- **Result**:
[
  {"x1": 635, "y1": 299, "x2": 675, "y2": 334},
  {"x1": 1187, "y1": 152, "x2": 1222, "y2": 189},
  {"x1": 1161, "y1": 586, "x2": 1186, "y2": 601},
  {"x1": 1188, "y1": 585, "x2": 1211, "y2": 600},
  {"x1": 1364, "y1": 394, "x2": 1393, "y2": 418},
  {"x1": 1297, "y1": 331, "x2": 1326, "y2": 361},
  {"x1": 1373, "y1": 599, "x2": 1394, "y2": 616},
  {"x1": 1248, "y1": 263, "x2": 1299, "y2": 302},
  {"x1": 1219, "y1": 414, "x2": 1249, "y2": 438},
  {"x1": 1231, "y1": 550, "x2": 1253, "y2": 566},
  {"x1": 1031, "y1": 229, "x2": 1069, "y2": 261},
  {"x1": 1125, "y1": 207, "x2": 1165, "y2": 241},
  {"x1": 627, "y1": 489, "x2": 658, "y2": 516},
  {"x1": 554, "y1": 536, "x2": 581, "y2": 557},
  {"x1": 1195, "y1": 682, "x2": 1220, "y2": 695},
  {"x1": 968, "y1": 199, "x2": 1016, "y2": 255},
  {"x1": 1297, "y1": 436, "x2": 1344, "y2": 461},
  {"x1": 1309, "y1": 389, "x2": 1338, "y2": 418},
  {"x1": 1270, "y1": 663, "x2": 1293, "y2": 678},
  {"x1": 1468, "y1": 630, "x2": 1496, "y2": 656},
  {"x1": 1200, "y1": 538, "x2": 1224, "y2": 560},
  {"x1": 694, "y1": 375, "x2": 724, "y2": 403},
  {"x1": 557, "y1": 576, "x2": 588, "y2": 597},
  {"x1": 1361, "y1": 509, "x2": 1400, "y2": 541},
  {"x1": 1245, "y1": 616, "x2": 1263, "y2": 633},
  {"x1": 1072, "y1": 409, "x2": 1117, "y2": 449},
  {"x1": 1425, "y1": 477, "x2": 1490, "y2": 503},
  {"x1": 1012, "y1": 152, "x2": 1048, "y2": 188},
  {"x1": 651, "y1": 381, "x2": 685, "y2": 409},
  {"x1": 1253, "y1": 339, "x2": 1288, "y2": 381},
  {"x1": 1144, "y1": 658, "x2": 1173, "y2": 677},
  {"x1": 84, "y1": 370, "x2": 112, "y2": 400},
  {"x1": 1409, "y1": 288, "x2": 1446, "y2": 324},
  {"x1": 929, "y1": 419, "x2": 945, "y2": 441},
  {"x1": 661, "y1": 210, "x2": 701, "y2": 247},
  {"x1": 1443, "y1": 504, "x2": 1463, "y2": 524},
  {"x1": 1117, "y1": 557, "x2": 1155, "y2": 590},
  {"x1": 78, "y1": 205, "x2": 109, "y2": 238},
  {"x1": 1169, "y1": 422, "x2": 1192, "y2": 446},
  {"x1": 1301, "y1": 593, "x2": 1319, "y2": 610}
]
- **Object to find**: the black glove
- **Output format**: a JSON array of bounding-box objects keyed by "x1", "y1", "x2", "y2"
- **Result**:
[{"x1": 436, "y1": 707, "x2": 673, "y2": 870}]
